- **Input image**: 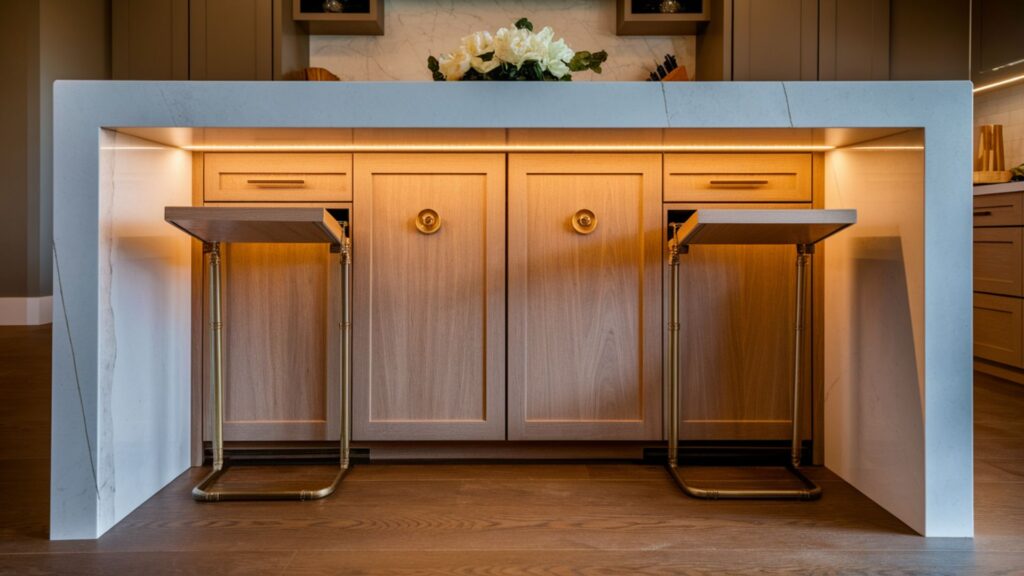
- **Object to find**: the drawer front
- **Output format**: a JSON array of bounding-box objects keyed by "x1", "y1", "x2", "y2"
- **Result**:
[
  {"x1": 974, "y1": 192, "x2": 1023, "y2": 227},
  {"x1": 974, "y1": 227, "x2": 1023, "y2": 296},
  {"x1": 974, "y1": 293, "x2": 1024, "y2": 368},
  {"x1": 664, "y1": 153, "x2": 812, "y2": 202},
  {"x1": 204, "y1": 153, "x2": 352, "y2": 202}
]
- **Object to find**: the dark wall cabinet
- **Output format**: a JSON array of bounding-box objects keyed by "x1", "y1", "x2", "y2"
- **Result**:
[
  {"x1": 972, "y1": 0, "x2": 1024, "y2": 89},
  {"x1": 698, "y1": 0, "x2": 969, "y2": 82},
  {"x1": 113, "y1": 0, "x2": 308, "y2": 80}
]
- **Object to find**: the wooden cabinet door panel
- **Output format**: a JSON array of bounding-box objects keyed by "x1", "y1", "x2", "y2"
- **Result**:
[
  {"x1": 353, "y1": 154, "x2": 505, "y2": 441},
  {"x1": 202, "y1": 241, "x2": 340, "y2": 441},
  {"x1": 508, "y1": 154, "x2": 662, "y2": 441},
  {"x1": 190, "y1": 0, "x2": 273, "y2": 80},
  {"x1": 667, "y1": 203, "x2": 813, "y2": 441},
  {"x1": 974, "y1": 293, "x2": 1024, "y2": 368}
]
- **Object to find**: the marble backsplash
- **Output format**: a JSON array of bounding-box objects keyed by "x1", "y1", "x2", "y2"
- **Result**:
[{"x1": 309, "y1": 0, "x2": 696, "y2": 81}]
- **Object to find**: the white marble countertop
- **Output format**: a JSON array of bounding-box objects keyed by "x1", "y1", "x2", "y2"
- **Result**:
[
  {"x1": 974, "y1": 181, "x2": 1024, "y2": 195},
  {"x1": 51, "y1": 81, "x2": 974, "y2": 540}
]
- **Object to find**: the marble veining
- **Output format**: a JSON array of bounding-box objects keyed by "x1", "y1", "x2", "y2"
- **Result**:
[{"x1": 310, "y1": 0, "x2": 696, "y2": 82}]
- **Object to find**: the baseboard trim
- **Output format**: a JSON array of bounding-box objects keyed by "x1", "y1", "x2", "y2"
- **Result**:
[{"x1": 0, "y1": 296, "x2": 53, "y2": 326}]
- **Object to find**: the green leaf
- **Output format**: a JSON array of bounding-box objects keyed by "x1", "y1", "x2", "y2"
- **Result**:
[
  {"x1": 515, "y1": 17, "x2": 533, "y2": 31},
  {"x1": 567, "y1": 50, "x2": 608, "y2": 74},
  {"x1": 479, "y1": 51, "x2": 494, "y2": 62},
  {"x1": 427, "y1": 55, "x2": 439, "y2": 72}
]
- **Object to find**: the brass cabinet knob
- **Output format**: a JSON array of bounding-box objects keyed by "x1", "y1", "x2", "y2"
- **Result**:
[
  {"x1": 571, "y1": 209, "x2": 597, "y2": 235},
  {"x1": 415, "y1": 209, "x2": 442, "y2": 234}
]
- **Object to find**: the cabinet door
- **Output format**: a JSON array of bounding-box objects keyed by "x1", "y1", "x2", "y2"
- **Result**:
[
  {"x1": 203, "y1": 240, "x2": 340, "y2": 441},
  {"x1": 353, "y1": 154, "x2": 506, "y2": 441},
  {"x1": 507, "y1": 154, "x2": 662, "y2": 441},
  {"x1": 190, "y1": 0, "x2": 272, "y2": 80},
  {"x1": 733, "y1": 0, "x2": 818, "y2": 81},
  {"x1": 669, "y1": 203, "x2": 813, "y2": 441},
  {"x1": 818, "y1": 0, "x2": 890, "y2": 80},
  {"x1": 112, "y1": 0, "x2": 189, "y2": 80}
]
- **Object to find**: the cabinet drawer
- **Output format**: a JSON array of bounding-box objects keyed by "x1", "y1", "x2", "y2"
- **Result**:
[
  {"x1": 664, "y1": 154, "x2": 812, "y2": 202},
  {"x1": 974, "y1": 192, "x2": 1023, "y2": 227},
  {"x1": 204, "y1": 153, "x2": 352, "y2": 202},
  {"x1": 974, "y1": 227, "x2": 1023, "y2": 296},
  {"x1": 974, "y1": 293, "x2": 1024, "y2": 368}
]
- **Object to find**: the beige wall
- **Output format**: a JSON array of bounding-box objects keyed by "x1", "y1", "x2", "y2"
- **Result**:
[
  {"x1": 0, "y1": 0, "x2": 109, "y2": 299},
  {"x1": 975, "y1": 82, "x2": 1024, "y2": 171},
  {"x1": 310, "y1": 0, "x2": 696, "y2": 81}
]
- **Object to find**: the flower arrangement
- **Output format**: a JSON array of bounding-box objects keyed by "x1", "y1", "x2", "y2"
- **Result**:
[{"x1": 427, "y1": 18, "x2": 607, "y2": 82}]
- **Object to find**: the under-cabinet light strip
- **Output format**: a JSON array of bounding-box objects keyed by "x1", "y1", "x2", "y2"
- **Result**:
[
  {"x1": 178, "y1": 144, "x2": 837, "y2": 152},
  {"x1": 973, "y1": 72, "x2": 1024, "y2": 94}
]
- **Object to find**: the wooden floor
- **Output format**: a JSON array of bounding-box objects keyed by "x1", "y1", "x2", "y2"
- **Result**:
[{"x1": 1, "y1": 326, "x2": 1023, "y2": 575}]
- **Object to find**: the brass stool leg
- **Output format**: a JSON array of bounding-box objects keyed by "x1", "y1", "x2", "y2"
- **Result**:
[
  {"x1": 665, "y1": 236, "x2": 821, "y2": 500},
  {"x1": 193, "y1": 225, "x2": 353, "y2": 501}
]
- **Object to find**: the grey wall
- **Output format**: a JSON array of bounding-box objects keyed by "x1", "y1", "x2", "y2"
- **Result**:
[{"x1": 0, "y1": 0, "x2": 109, "y2": 299}]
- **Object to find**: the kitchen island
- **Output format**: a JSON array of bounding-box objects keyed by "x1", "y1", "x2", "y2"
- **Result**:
[{"x1": 51, "y1": 81, "x2": 972, "y2": 539}]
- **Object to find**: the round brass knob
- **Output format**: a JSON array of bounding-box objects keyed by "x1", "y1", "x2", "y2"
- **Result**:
[
  {"x1": 571, "y1": 209, "x2": 597, "y2": 235},
  {"x1": 415, "y1": 209, "x2": 441, "y2": 234}
]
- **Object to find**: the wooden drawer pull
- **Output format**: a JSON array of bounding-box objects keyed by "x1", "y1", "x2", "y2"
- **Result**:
[
  {"x1": 974, "y1": 210, "x2": 993, "y2": 217},
  {"x1": 708, "y1": 179, "x2": 770, "y2": 187},
  {"x1": 246, "y1": 178, "x2": 307, "y2": 186}
]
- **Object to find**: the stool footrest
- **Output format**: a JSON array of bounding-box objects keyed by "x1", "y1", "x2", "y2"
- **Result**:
[
  {"x1": 666, "y1": 463, "x2": 822, "y2": 501},
  {"x1": 192, "y1": 462, "x2": 350, "y2": 502}
]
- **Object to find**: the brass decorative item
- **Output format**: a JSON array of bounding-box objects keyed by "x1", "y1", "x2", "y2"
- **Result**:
[
  {"x1": 415, "y1": 209, "x2": 442, "y2": 234},
  {"x1": 571, "y1": 209, "x2": 598, "y2": 235},
  {"x1": 975, "y1": 124, "x2": 1012, "y2": 184}
]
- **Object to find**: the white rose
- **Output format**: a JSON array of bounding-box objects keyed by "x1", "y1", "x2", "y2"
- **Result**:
[
  {"x1": 461, "y1": 30, "x2": 493, "y2": 57},
  {"x1": 471, "y1": 55, "x2": 501, "y2": 74},
  {"x1": 493, "y1": 25, "x2": 532, "y2": 68},
  {"x1": 439, "y1": 47, "x2": 472, "y2": 81},
  {"x1": 544, "y1": 38, "x2": 574, "y2": 78}
]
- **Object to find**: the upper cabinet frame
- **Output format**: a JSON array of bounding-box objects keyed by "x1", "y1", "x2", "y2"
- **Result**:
[{"x1": 293, "y1": 0, "x2": 384, "y2": 35}]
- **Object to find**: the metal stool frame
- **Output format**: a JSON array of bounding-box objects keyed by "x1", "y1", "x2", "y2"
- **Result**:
[
  {"x1": 192, "y1": 223, "x2": 352, "y2": 502},
  {"x1": 666, "y1": 224, "x2": 821, "y2": 500}
]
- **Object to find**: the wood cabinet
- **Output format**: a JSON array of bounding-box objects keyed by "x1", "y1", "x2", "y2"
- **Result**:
[
  {"x1": 664, "y1": 154, "x2": 812, "y2": 203},
  {"x1": 507, "y1": 154, "x2": 663, "y2": 441},
  {"x1": 698, "y1": 0, "x2": 969, "y2": 81},
  {"x1": 732, "y1": 0, "x2": 818, "y2": 81},
  {"x1": 195, "y1": 153, "x2": 351, "y2": 443},
  {"x1": 113, "y1": 0, "x2": 307, "y2": 81},
  {"x1": 972, "y1": 0, "x2": 1024, "y2": 89},
  {"x1": 202, "y1": 239, "x2": 341, "y2": 441},
  {"x1": 974, "y1": 188, "x2": 1024, "y2": 384},
  {"x1": 667, "y1": 202, "x2": 813, "y2": 440},
  {"x1": 352, "y1": 154, "x2": 506, "y2": 441}
]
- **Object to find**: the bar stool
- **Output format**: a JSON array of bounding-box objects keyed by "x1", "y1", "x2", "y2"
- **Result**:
[
  {"x1": 165, "y1": 206, "x2": 352, "y2": 501},
  {"x1": 666, "y1": 209, "x2": 856, "y2": 500}
]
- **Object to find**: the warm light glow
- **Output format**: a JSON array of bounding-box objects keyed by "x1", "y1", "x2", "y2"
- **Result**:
[
  {"x1": 846, "y1": 145, "x2": 925, "y2": 151},
  {"x1": 973, "y1": 73, "x2": 1024, "y2": 93},
  {"x1": 179, "y1": 144, "x2": 836, "y2": 152}
]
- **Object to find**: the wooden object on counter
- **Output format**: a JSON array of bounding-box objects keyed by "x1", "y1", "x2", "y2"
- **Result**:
[
  {"x1": 974, "y1": 124, "x2": 1012, "y2": 184},
  {"x1": 507, "y1": 154, "x2": 663, "y2": 441},
  {"x1": 352, "y1": 154, "x2": 506, "y2": 441}
]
